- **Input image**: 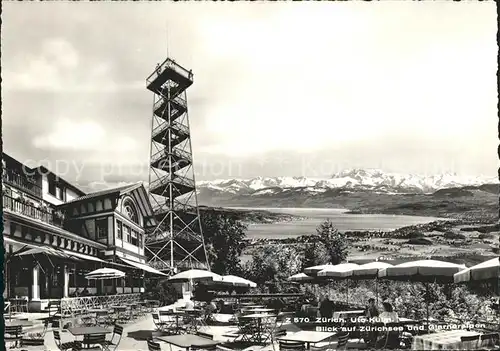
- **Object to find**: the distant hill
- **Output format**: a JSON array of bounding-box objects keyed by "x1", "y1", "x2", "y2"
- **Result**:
[{"x1": 195, "y1": 170, "x2": 498, "y2": 221}]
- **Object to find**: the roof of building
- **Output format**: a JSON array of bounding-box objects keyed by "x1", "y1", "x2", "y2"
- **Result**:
[
  {"x1": 61, "y1": 181, "x2": 144, "y2": 205},
  {"x1": 36, "y1": 166, "x2": 86, "y2": 196},
  {"x1": 2, "y1": 152, "x2": 86, "y2": 196}
]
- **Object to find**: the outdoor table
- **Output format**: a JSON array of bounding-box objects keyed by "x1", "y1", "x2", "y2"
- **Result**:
[
  {"x1": 5, "y1": 320, "x2": 34, "y2": 327},
  {"x1": 278, "y1": 331, "x2": 336, "y2": 350},
  {"x1": 157, "y1": 333, "x2": 220, "y2": 351},
  {"x1": 69, "y1": 326, "x2": 112, "y2": 336},
  {"x1": 241, "y1": 313, "x2": 278, "y2": 343},
  {"x1": 69, "y1": 326, "x2": 112, "y2": 349},
  {"x1": 412, "y1": 330, "x2": 483, "y2": 350}
]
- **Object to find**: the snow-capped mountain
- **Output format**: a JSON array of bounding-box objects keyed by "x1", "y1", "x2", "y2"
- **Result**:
[{"x1": 197, "y1": 169, "x2": 498, "y2": 198}]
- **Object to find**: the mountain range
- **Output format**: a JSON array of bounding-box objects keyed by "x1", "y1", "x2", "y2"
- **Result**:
[{"x1": 196, "y1": 169, "x2": 499, "y2": 214}]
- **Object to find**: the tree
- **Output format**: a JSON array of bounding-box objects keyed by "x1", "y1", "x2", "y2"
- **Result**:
[
  {"x1": 315, "y1": 220, "x2": 348, "y2": 264},
  {"x1": 200, "y1": 211, "x2": 248, "y2": 275},
  {"x1": 301, "y1": 235, "x2": 330, "y2": 270},
  {"x1": 244, "y1": 245, "x2": 303, "y2": 293}
]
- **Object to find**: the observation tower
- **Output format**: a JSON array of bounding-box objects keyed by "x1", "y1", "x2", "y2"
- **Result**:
[{"x1": 145, "y1": 58, "x2": 209, "y2": 274}]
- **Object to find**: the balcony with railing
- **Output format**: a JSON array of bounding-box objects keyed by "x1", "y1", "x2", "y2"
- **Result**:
[
  {"x1": 2, "y1": 193, "x2": 64, "y2": 227},
  {"x1": 2, "y1": 169, "x2": 42, "y2": 198},
  {"x1": 147, "y1": 58, "x2": 194, "y2": 96}
]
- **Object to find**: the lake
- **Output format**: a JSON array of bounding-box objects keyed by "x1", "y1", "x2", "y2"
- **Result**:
[{"x1": 228, "y1": 207, "x2": 446, "y2": 239}]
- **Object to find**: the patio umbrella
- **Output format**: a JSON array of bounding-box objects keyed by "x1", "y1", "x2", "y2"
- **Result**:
[
  {"x1": 168, "y1": 269, "x2": 222, "y2": 283},
  {"x1": 288, "y1": 273, "x2": 316, "y2": 282},
  {"x1": 86, "y1": 268, "x2": 126, "y2": 296},
  {"x1": 351, "y1": 262, "x2": 393, "y2": 304},
  {"x1": 303, "y1": 264, "x2": 336, "y2": 276},
  {"x1": 85, "y1": 268, "x2": 125, "y2": 279},
  {"x1": 454, "y1": 257, "x2": 500, "y2": 283},
  {"x1": 378, "y1": 259, "x2": 466, "y2": 321},
  {"x1": 213, "y1": 275, "x2": 257, "y2": 288},
  {"x1": 317, "y1": 263, "x2": 359, "y2": 305}
]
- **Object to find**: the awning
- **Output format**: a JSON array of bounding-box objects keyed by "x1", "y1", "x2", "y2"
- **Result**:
[
  {"x1": 119, "y1": 257, "x2": 168, "y2": 276},
  {"x1": 16, "y1": 246, "x2": 75, "y2": 259},
  {"x1": 4, "y1": 237, "x2": 42, "y2": 252},
  {"x1": 62, "y1": 249, "x2": 106, "y2": 263}
]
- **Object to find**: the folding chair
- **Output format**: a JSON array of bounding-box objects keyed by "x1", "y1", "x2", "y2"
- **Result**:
[
  {"x1": 147, "y1": 338, "x2": 162, "y2": 351},
  {"x1": 102, "y1": 324, "x2": 124, "y2": 351},
  {"x1": 21, "y1": 319, "x2": 51, "y2": 346},
  {"x1": 278, "y1": 341, "x2": 306, "y2": 351},
  {"x1": 461, "y1": 334, "x2": 481, "y2": 350},
  {"x1": 83, "y1": 334, "x2": 107, "y2": 350},
  {"x1": 479, "y1": 333, "x2": 500, "y2": 351},
  {"x1": 73, "y1": 340, "x2": 103, "y2": 351},
  {"x1": 5, "y1": 325, "x2": 23, "y2": 348},
  {"x1": 152, "y1": 313, "x2": 167, "y2": 331},
  {"x1": 53, "y1": 330, "x2": 76, "y2": 351}
]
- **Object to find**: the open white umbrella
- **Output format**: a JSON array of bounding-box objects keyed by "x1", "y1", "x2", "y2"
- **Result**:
[
  {"x1": 351, "y1": 262, "x2": 393, "y2": 304},
  {"x1": 168, "y1": 269, "x2": 222, "y2": 283},
  {"x1": 317, "y1": 263, "x2": 359, "y2": 279},
  {"x1": 378, "y1": 260, "x2": 466, "y2": 283},
  {"x1": 303, "y1": 264, "x2": 335, "y2": 276},
  {"x1": 85, "y1": 268, "x2": 125, "y2": 279},
  {"x1": 378, "y1": 259, "x2": 466, "y2": 321},
  {"x1": 214, "y1": 275, "x2": 257, "y2": 288},
  {"x1": 454, "y1": 257, "x2": 500, "y2": 283},
  {"x1": 318, "y1": 263, "x2": 359, "y2": 305},
  {"x1": 288, "y1": 273, "x2": 316, "y2": 282}
]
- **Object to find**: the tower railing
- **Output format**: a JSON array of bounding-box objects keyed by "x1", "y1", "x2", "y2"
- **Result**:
[
  {"x1": 150, "y1": 148, "x2": 192, "y2": 165},
  {"x1": 149, "y1": 174, "x2": 195, "y2": 192}
]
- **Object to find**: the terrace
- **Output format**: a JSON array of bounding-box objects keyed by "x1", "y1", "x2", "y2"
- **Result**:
[{"x1": 2, "y1": 168, "x2": 43, "y2": 198}]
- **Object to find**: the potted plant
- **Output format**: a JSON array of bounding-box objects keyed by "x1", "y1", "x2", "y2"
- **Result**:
[{"x1": 54, "y1": 210, "x2": 65, "y2": 224}]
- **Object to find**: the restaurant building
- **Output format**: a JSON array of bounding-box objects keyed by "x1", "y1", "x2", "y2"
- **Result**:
[{"x1": 2, "y1": 153, "x2": 165, "y2": 312}]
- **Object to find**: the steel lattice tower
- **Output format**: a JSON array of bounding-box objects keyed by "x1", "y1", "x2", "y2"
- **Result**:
[{"x1": 145, "y1": 58, "x2": 209, "y2": 274}]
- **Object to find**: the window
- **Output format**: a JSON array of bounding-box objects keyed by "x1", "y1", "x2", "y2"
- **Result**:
[
  {"x1": 123, "y1": 198, "x2": 139, "y2": 224},
  {"x1": 96, "y1": 200, "x2": 103, "y2": 211},
  {"x1": 124, "y1": 225, "x2": 131, "y2": 243},
  {"x1": 131, "y1": 230, "x2": 138, "y2": 246},
  {"x1": 48, "y1": 176, "x2": 56, "y2": 196},
  {"x1": 88, "y1": 202, "x2": 95, "y2": 212},
  {"x1": 81, "y1": 204, "x2": 87, "y2": 214},
  {"x1": 138, "y1": 233, "x2": 143, "y2": 248},
  {"x1": 56, "y1": 185, "x2": 65, "y2": 201},
  {"x1": 116, "y1": 220, "x2": 123, "y2": 240},
  {"x1": 96, "y1": 218, "x2": 108, "y2": 240}
]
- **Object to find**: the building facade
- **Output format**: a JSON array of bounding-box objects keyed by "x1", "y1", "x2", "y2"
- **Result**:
[{"x1": 2, "y1": 153, "x2": 162, "y2": 312}]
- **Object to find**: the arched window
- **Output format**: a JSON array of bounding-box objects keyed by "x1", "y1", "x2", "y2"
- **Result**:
[{"x1": 123, "y1": 198, "x2": 139, "y2": 224}]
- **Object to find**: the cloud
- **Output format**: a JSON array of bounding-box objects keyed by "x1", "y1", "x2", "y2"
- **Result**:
[
  {"x1": 3, "y1": 37, "x2": 143, "y2": 93},
  {"x1": 2, "y1": 2, "x2": 497, "y2": 181},
  {"x1": 32, "y1": 119, "x2": 138, "y2": 152}
]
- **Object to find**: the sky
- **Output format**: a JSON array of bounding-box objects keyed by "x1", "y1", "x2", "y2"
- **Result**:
[{"x1": 2, "y1": 1, "x2": 498, "y2": 192}]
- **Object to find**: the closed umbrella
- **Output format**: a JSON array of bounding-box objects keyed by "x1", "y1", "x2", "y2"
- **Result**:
[
  {"x1": 454, "y1": 257, "x2": 500, "y2": 283},
  {"x1": 379, "y1": 259, "x2": 466, "y2": 321}
]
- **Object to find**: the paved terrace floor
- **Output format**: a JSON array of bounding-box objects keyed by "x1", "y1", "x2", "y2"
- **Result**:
[{"x1": 10, "y1": 313, "x2": 304, "y2": 351}]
